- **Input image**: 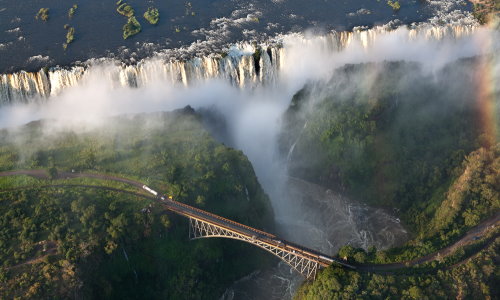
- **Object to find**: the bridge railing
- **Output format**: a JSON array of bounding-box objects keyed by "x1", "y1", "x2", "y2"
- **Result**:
[
  {"x1": 161, "y1": 199, "x2": 330, "y2": 264},
  {"x1": 159, "y1": 195, "x2": 356, "y2": 270},
  {"x1": 161, "y1": 197, "x2": 276, "y2": 238}
]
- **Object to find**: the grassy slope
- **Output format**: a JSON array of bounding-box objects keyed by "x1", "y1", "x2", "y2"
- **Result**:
[
  {"x1": 0, "y1": 107, "x2": 275, "y2": 299},
  {"x1": 281, "y1": 59, "x2": 500, "y2": 299}
]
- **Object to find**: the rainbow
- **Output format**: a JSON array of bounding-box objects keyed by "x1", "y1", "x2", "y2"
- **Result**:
[{"x1": 474, "y1": 24, "x2": 499, "y2": 148}]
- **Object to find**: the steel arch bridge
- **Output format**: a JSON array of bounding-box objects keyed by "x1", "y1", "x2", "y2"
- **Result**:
[
  {"x1": 189, "y1": 217, "x2": 323, "y2": 279},
  {"x1": 160, "y1": 194, "x2": 355, "y2": 279}
]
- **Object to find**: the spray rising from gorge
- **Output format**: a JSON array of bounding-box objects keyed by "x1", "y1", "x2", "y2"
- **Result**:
[
  {"x1": 1, "y1": 23, "x2": 498, "y2": 237},
  {"x1": 1, "y1": 23, "x2": 499, "y2": 299}
]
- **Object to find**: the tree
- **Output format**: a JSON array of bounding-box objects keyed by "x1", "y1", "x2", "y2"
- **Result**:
[
  {"x1": 406, "y1": 286, "x2": 424, "y2": 299},
  {"x1": 104, "y1": 241, "x2": 118, "y2": 254},
  {"x1": 48, "y1": 167, "x2": 58, "y2": 180},
  {"x1": 160, "y1": 215, "x2": 171, "y2": 229},
  {"x1": 338, "y1": 245, "x2": 355, "y2": 260},
  {"x1": 35, "y1": 8, "x2": 49, "y2": 21},
  {"x1": 195, "y1": 195, "x2": 205, "y2": 206}
]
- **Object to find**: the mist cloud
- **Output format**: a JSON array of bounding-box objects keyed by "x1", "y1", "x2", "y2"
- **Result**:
[{"x1": 0, "y1": 25, "x2": 498, "y2": 252}]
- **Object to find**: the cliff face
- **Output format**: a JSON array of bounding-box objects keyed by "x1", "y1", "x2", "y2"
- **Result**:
[
  {"x1": 294, "y1": 144, "x2": 499, "y2": 300},
  {"x1": 431, "y1": 145, "x2": 500, "y2": 234}
]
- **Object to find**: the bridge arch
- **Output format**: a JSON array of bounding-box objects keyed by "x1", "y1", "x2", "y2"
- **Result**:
[{"x1": 189, "y1": 217, "x2": 322, "y2": 279}]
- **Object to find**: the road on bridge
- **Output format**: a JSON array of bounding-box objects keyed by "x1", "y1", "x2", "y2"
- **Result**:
[{"x1": 157, "y1": 193, "x2": 355, "y2": 269}]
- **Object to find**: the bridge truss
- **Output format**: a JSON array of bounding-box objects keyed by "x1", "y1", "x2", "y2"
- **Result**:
[{"x1": 189, "y1": 217, "x2": 321, "y2": 279}]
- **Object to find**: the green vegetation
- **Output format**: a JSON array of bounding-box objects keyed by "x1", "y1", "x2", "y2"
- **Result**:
[
  {"x1": 283, "y1": 60, "x2": 497, "y2": 228},
  {"x1": 472, "y1": 0, "x2": 500, "y2": 24},
  {"x1": 144, "y1": 7, "x2": 160, "y2": 25},
  {"x1": 117, "y1": 3, "x2": 135, "y2": 17},
  {"x1": 68, "y1": 4, "x2": 78, "y2": 19},
  {"x1": 296, "y1": 236, "x2": 499, "y2": 299},
  {"x1": 0, "y1": 108, "x2": 274, "y2": 299},
  {"x1": 122, "y1": 16, "x2": 142, "y2": 39},
  {"x1": 116, "y1": 2, "x2": 141, "y2": 39},
  {"x1": 63, "y1": 25, "x2": 75, "y2": 50},
  {"x1": 283, "y1": 59, "x2": 499, "y2": 298},
  {"x1": 387, "y1": 0, "x2": 401, "y2": 11},
  {"x1": 429, "y1": 147, "x2": 499, "y2": 236},
  {"x1": 66, "y1": 27, "x2": 75, "y2": 45},
  {"x1": 35, "y1": 8, "x2": 49, "y2": 21}
]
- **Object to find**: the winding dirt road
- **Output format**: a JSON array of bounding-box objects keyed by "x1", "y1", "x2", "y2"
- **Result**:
[
  {"x1": 0, "y1": 169, "x2": 145, "y2": 188},
  {"x1": 356, "y1": 212, "x2": 499, "y2": 272}
]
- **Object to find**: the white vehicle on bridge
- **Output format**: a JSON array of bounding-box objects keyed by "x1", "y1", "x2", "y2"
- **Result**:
[
  {"x1": 142, "y1": 185, "x2": 158, "y2": 196},
  {"x1": 319, "y1": 255, "x2": 334, "y2": 263}
]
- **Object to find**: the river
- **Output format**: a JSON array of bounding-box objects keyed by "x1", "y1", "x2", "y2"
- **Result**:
[{"x1": 0, "y1": 0, "x2": 474, "y2": 73}]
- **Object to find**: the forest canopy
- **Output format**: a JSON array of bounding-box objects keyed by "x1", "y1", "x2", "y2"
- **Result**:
[
  {"x1": 0, "y1": 107, "x2": 274, "y2": 299},
  {"x1": 284, "y1": 59, "x2": 500, "y2": 299}
]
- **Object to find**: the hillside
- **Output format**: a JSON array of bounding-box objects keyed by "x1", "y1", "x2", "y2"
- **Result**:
[
  {"x1": 281, "y1": 58, "x2": 500, "y2": 299},
  {"x1": 0, "y1": 107, "x2": 275, "y2": 299},
  {"x1": 296, "y1": 145, "x2": 499, "y2": 299}
]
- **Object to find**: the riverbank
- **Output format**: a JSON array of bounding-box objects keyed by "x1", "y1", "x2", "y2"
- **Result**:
[{"x1": 469, "y1": 0, "x2": 500, "y2": 23}]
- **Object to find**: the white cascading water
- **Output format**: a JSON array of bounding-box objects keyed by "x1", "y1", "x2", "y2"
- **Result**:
[
  {"x1": 0, "y1": 46, "x2": 281, "y2": 104},
  {"x1": 0, "y1": 24, "x2": 479, "y2": 105}
]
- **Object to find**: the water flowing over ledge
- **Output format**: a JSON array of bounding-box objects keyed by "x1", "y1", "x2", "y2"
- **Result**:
[{"x1": 0, "y1": 24, "x2": 482, "y2": 105}]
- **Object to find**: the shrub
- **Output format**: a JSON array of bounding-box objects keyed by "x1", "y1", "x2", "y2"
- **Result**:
[
  {"x1": 66, "y1": 27, "x2": 75, "y2": 44},
  {"x1": 144, "y1": 7, "x2": 160, "y2": 25},
  {"x1": 35, "y1": 8, "x2": 49, "y2": 21},
  {"x1": 387, "y1": 1, "x2": 401, "y2": 11},
  {"x1": 122, "y1": 16, "x2": 141, "y2": 39},
  {"x1": 68, "y1": 4, "x2": 77, "y2": 18},
  {"x1": 63, "y1": 26, "x2": 75, "y2": 50},
  {"x1": 117, "y1": 3, "x2": 135, "y2": 17}
]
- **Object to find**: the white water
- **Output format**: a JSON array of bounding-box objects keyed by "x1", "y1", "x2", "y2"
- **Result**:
[{"x1": 0, "y1": 24, "x2": 486, "y2": 106}]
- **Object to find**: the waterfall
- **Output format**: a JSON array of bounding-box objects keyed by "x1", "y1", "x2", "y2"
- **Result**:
[
  {"x1": 286, "y1": 121, "x2": 307, "y2": 165},
  {"x1": 0, "y1": 48, "x2": 284, "y2": 105},
  {"x1": 0, "y1": 24, "x2": 478, "y2": 105},
  {"x1": 0, "y1": 70, "x2": 51, "y2": 103}
]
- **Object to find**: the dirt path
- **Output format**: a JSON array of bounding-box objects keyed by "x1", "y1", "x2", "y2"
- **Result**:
[
  {"x1": 0, "y1": 169, "x2": 145, "y2": 188},
  {"x1": 8, "y1": 242, "x2": 58, "y2": 270},
  {"x1": 0, "y1": 183, "x2": 155, "y2": 199}
]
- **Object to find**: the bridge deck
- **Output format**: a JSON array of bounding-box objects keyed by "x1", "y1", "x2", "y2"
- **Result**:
[{"x1": 159, "y1": 197, "x2": 355, "y2": 269}]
